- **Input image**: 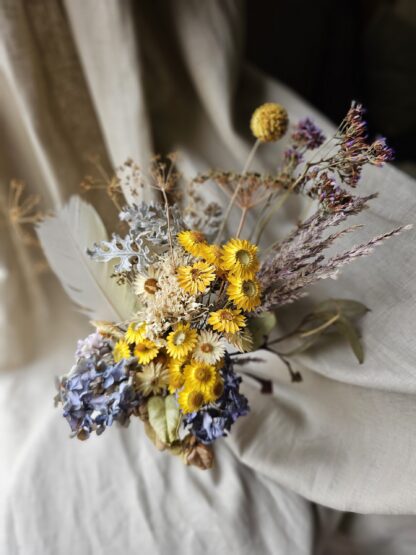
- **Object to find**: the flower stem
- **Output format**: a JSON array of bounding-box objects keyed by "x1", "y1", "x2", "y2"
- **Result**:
[{"x1": 215, "y1": 139, "x2": 260, "y2": 243}]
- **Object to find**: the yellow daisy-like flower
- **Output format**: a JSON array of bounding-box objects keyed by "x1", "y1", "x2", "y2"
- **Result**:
[
  {"x1": 178, "y1": 388, "x2": 205, "y2": 414},
  {"x1": 177, "y1": 230, "x2": 207, "y2": 257},
  {"x1": 113, "y1": 340, "x2": 131, "y2": 362},
  {"x1": 184, "y1": 361, "x2": 218, "y2": 392},
  {"x1": 176, "y1": 261, "x2": 216, "y2": 295},
  {"x1": 125, "y1": 322, "x2": 147, "y2": 344},
  {"x1": 166, "y1": 323, "x2": 198, "y2": 359},
  {"x1": 200, "y1": 244, "x2": 222, "y2": 266},
  {"x1": 208, "y1": 308, "x2": 246, "y2": 334},
  {"x1": 134, "y1": 339, "x2": 159, "y2": 365},
  {"x1": 221, "y1": 238, "x2": 259, "y2": 279},
  {"x1": 167, "y1": 358, "x2": 186, "y2": 393},
  {"x1": 250, "y1": 102, "x2": 288, "y2": 143},
  {"x1": 204, "y1": 377, "x2": 225, "y2": 403},
  {"x1": 227, "y1": 275, "x2": 261, "y2": 311}
]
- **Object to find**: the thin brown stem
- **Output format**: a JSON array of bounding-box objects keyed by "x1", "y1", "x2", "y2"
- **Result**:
[
  {"x1": 215, "y1": 139, "x2": 260, "y2": 242},
  {"x1": 235, "y1": 206, "x2": 249, "y2": 238}
]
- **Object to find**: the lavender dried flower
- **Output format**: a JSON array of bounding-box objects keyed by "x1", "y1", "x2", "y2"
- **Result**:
[{"x1": 291, "y1": 118, "x2": 326, "y2": 149}]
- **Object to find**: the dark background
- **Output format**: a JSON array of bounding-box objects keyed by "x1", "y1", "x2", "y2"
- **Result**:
[{"x1": 246, "y1": 0, "x2": 416, "y2": 173}]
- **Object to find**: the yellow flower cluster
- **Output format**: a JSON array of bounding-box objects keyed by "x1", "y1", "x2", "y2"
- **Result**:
[
  {"x1": 113, "y1": 323, "x2": 161, "y2": 365},
  {"x1": 112, "y1": 319, "x2": 226, "y2": 414},
  {"x1": 112, "y1": 231, "x2": 262, "y2": 416},
  {"x1": 165, "y1": 323, "x2": 225, "y2": 413},
  {"x1": 177, "y1": 231, "x2": 262, "y2": 318}
]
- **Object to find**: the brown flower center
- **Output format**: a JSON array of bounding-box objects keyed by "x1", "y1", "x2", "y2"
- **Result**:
[
  {"x1": 191, "y1": 268, "x2": 202, "y2": 279},
  {"x1": 212, "y1": 380, "x2": 224, "y2": 398},
  {"x1": 193, "y1": 232, "x2": 205, "y2": 244},
  {"x1": 195, "y1": 366, "x2": 211, "y2": 382},
  {"x1": 200, "y1": 343, "x2": 214, "y2": 353},
  {"x1": 144, "y1": 278, "x2": 159, "y2": 294},
  {"x1": 189, "y1": 391, "x2": 204, "y2": 409},
  {"x1": 236, "y1": 249, "x2": 250, "y2": 266},
  {"x1": 220, "y1": 310, "x2": 234, "y2": 321},
  {"x1": 242, "y1": 280, "x2": 257, "y2": 297}
]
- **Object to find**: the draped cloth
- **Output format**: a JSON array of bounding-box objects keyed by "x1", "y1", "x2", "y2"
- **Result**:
[{"x1": 1, "y1": 1, "x2": 416, "y2": 553}]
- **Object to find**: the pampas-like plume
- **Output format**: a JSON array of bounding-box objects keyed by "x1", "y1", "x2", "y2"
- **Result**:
[
  {"x1": 36, "y1": 196, "x2": 136, "y2": 322},
  {"x1": 258, "y1": 195, "x2": 412, "y2": 311}
]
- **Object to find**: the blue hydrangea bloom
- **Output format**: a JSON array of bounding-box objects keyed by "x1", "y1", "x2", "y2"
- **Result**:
[
  {"x1": 184, "y1": 355, "x2": 249, "y2": 444},
  {"x1": 58, "y1": 341, "x2": 141, "y2": 439}
]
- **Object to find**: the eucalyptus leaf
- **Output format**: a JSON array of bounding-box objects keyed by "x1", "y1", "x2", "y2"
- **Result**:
[
  {"x1": 248, "y1": 312, "x2": 277, "y2": 350},
  {"x1": 147, "y1": 395, "x2": 181, "y2": 446},
  {"x1": 311, "y1": 299, "x2": 369, "y2": 320},
  {"x1": 334, "y1": 317, "x2": 365, "y2": 364}
]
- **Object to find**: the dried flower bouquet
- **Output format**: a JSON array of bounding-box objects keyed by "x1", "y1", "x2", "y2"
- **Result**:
[{"x1": 32, "y1": 102, "x2": 409, "y2": 469}]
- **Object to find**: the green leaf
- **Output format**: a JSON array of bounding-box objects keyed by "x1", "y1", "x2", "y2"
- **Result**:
[
  {"x1": 311, "y1": 299, "x2": 369, "y2": 320},
  {"x1": 147, "y1": 395, "x2": 181, "y2": 446},
  {"x1": 248, "y1": 312, "x2": 277, "y2": 350},
  {"x1": 334, "y1": 317, "x2": 365, "y2": 364},
  {"x1": 165, "y1": 394, "x2": 181, "y2": 443}
]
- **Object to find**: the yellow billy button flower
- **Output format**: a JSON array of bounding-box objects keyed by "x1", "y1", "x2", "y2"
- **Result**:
[
  {"x1": 166, "y1": 323, "x2": 198, "y2": 359},
  {"x1": 184, "y1": 361, "x2": 218, "y2": 392},
  {"x1": 208, "y1": 308, "x2": 246, "y2": 334},
  {"x1": 134, "y1": 339, "x2": 159, "y2": 365},
  {"x1": 178, "y1": 388, "x2": 205, "y2": 414},
  {"x1": 113, "y1": 340, "x2": 131, "y2": 362},
  {"x1": 227, "y1": 275, "x2": 261, "y2": 311},
  {"x1": 250, "y1": 102, "x2": 288, "y2": 143},
  {"x1": 176, "y1": 261, "x2": 216, "y2": 295},
  {"x1": 221, "y1": 238, "x2": 259, "y2": 280},
  {"x1": 177, "y1": 230, "x2": 207, "y2": 257},
  {"x1": 125, "y1": 322, "x2": 147, "y2": 344}
]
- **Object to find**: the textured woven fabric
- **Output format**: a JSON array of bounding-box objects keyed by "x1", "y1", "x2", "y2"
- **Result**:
[{"x1": 1, "y1": 1, "x2": 416, "y2": 553}]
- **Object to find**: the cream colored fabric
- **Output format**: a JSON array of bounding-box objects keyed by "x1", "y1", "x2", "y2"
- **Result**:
[{"x1": 1, "y1": 1, "x2": 416, "y2": 553}]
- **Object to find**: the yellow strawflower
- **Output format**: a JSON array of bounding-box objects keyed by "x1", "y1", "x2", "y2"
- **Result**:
[
  {"x1": 167, "y1": 358, "x2": 186, "y2": 393},
  {"x1": 183, "y1": 361, "x2": 218, "y2": 392},
  {"x1": 204, "y1": 377, "x2": 225, "y2": 403},
  {"x1": 125, "y1": 322, "x2": 147, "y2": 344},
  {"x1": 113, "y1": 340, "x2": 131, "y2": 362},
  {"x1": 177, "y1": 230, "x2": 207, "y2": 257},
  {"x1": 178, "y1": 388, "x2": 205, "y2": 414},
  {"x1": 221, "y1": 238, "x2": 259, "y2": 279},
  {"x1": 134, "y1": 339, "x2": 159, "y2": 365},
  {"x1": 227, "y1": 275, "x2": 261, "y2": 311},
  {"x1": 166, "y1": 323, "x2": 198, "y2": 359},
  {"x1": 176, "y1": 261, "x2": 216, "y2": 295},
  {"x1": 250, "y1": 102, "x2": 288, "y2": 142},
  {"x1": 200, "y1": 244, "x2": 223, "y2": 266},
  {"x1": 208, "y1": 308, "x2": 246, "y2": 334}
]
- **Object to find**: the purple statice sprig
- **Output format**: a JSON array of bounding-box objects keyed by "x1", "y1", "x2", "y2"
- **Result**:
[
  {"x1": 183, "y1": 355, "x2": 249, "y2": 444},
  {"x1": 291, "y1": 118, "x2": 326, "y2": 150}
]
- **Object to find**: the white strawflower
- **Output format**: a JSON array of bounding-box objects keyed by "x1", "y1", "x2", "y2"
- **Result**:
[
  {"x1": 134, "y1": 265, "x2": 161, "y2": 298},
  {"x1": 193, "y1": 330, "x2": 226, "y2": 364}
]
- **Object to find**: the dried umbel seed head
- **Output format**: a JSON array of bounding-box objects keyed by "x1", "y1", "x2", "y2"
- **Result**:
[{"x1": 250, "y1": 103, "x2": 289, "y2": 142}]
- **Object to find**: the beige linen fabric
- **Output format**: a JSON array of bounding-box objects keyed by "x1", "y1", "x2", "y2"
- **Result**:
[{"x1": 1, "y1": 1, "x2": 416, "y2": 553}]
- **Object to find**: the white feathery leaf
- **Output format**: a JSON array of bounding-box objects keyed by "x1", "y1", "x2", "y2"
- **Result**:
[{"x1": 36, "y1": 196, "x2": 136, "y2": 322}]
